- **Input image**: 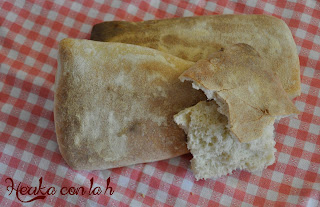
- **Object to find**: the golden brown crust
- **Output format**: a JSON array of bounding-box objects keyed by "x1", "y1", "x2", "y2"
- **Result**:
[
  {"x1": 91, "y1": 14, "x2": 300, "y2": 98},
  {"x1": 54, "y1": 39, "x2": 206, "y2": 170},
  {"x1": 179, "y1": 43, "x2": 299, "y2": 143}
]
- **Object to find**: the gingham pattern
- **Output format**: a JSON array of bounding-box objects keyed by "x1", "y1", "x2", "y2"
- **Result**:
[{"x1": 0, "y1": 0, "x2": 319, "y2": 206}]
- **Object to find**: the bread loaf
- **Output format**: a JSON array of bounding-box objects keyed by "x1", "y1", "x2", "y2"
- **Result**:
[{"x1": 54, "y1": 38, "x2": 206, "y2": 170}]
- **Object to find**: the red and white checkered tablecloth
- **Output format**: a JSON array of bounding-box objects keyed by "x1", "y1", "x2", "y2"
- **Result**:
[{"x1": 0, "y1": 0, "x2": 319, "y2": 206}]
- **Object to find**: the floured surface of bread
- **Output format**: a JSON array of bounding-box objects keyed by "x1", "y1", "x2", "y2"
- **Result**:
[
  {"x1": 91, "y1": 15, "x2": 300, "y2": 98},
  {"x1": 180, "y1": 44, "x2": 299, "y2": 143},
  {"x1": 54, "y1": 39, "x2": 206, "y2": 170},
  {"x1": 174, "y1": 101, "x2": 276, "y2": 180}
]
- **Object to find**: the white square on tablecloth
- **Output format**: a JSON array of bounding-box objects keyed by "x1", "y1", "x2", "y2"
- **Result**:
[
  {"x1": 104, "y1": 14, "x2": 115, "y2": 21},
  {"x1": 271, "y1": 171, "x2": 284, "y2": 183},
  {"x1": 301, "y1": 13, "x2": 312, "y2": 24},
  {"x1": 10, "y1": 87, "x2": 21, "y2": 98},
  {"x1": 39, "y1": 158, "x2": 50, "y2": 170},
  {"x1": 205, "y1": 1, "x2": 217, "y2": 12},
  {"x1": 292, "y1": 177, "x2": 304, "y2": 188},
  {"x1": 6, "y1": 11, "x2": 18, "y2": 22},
  {"x1": 1, "y1": 103, "x2": 13, "y2": 114},
  {"x1": 31, "y1": 41, "x2": 43, "y2": 52},
  {"x1": 39, "y1": 25, "x2": 51, "y2": 36},
  {"x1": 74, "y1": 173, "x2": 87, "y2": 186},
  {"x1": 8, "y1": 50, "x2": 18, "y2": 60},
  {"x1": 226, "y1": 176, "x2": 239, "y2": 188},
  {"x1": 15, "y1": 34, "x2": 26, "y2": 45},
  {"x1": 80, "y1": 23, "x2": 91, "y2": 33},
  {"x1": 220, "y1": 194, "x2": 233, "y2": 206},
  {"x1": 305, "y1": 0, "x2": 317, "y2": 9},
  {"x1": 29, "y1": 134, "x2": 40, "y2": 145},
  {"x1": 16, "y1": 70, "x2": 27, "y2": 80},
  {"x1": 87, "y1": 8, "x2": 99, "y2": 19},
  {"x1": 30, "y1": 4, "x2": 42, "y2": 15},
  {"x1": 246, "y1": 0, "x2": 257, "y2": 7},
  {"x1": 266, "y1": 189, "x2": 278, "y2": 201},
  {"x1": 57, "y1": 33, "x2": 68, "y2": 42},
  {"x1": 136, "y1": 182, "x2": 148, "y2": 195},
  {"x1": 309, "y1": 124, "x2": 320, "y2": 136},
  {"x1": 301, "y1": 83, "x2": 311, "y2": 94},
  {"x1": 303, "y1": 67, "x2": 315, "y2": 78},
  {"x1": 288, "y1": 118, "x2": 300, "y2": 130},
  {"x1": 296, "y1": 29, "x2": 307, "y2": 39},
  {"x1": 183, "y1": 10, "x2": 194, "y2": 17},
  {"x1": 175, "y1": 198, "x2": 187, "y2": 206},
  {"x1": 278, "y1": 152, "x2": 291, "y2": 164},
  {"x1": 223, "y1": 8, "x2": 234, "y2": 14},
  {"x1": 0, "y1": 163, "x2": 8, "y2": 174},
  {"x1": 27, "y1": 93, "x2": 38, "y2": 105},
  {"x1": 38, "y1": 117, "x2": 49, "y2": 129},
  {"x1": 111, "y1": 0, "x2": 121, "y2": 9},
  {"x1": 48, "y1": 48, "x2": 58, "y2": 59},
  {"x1": 118, "y1": 175, "x2": 130, "y2": 188},
  {"x1": 298, "y1": 158, "x2": 310, "y2": 171},
  {"x1": 56, "y1": 165, "x2": 68, "y2": 177},
  {"x1": 13, "y1": 169, "x2": 26, "y2": 182},
  {"x1": 71, "y1": 1, "x2": 82, "y2": 12},
  {"x1": 47, "y1": 10, "x2": 58, "y2": 21},
  {"x1": 309, "y1": 50, "x2": 320, "y2": 61},
  {"x1": 3, "y1": 144, "x2": 15, "y2": 156},
  {"x1": 142, "y1": 165, "x2": 155, "y2": 176},
  {"x1": 294, "y1": 101, "x2": 305, "y2": 112},
  {"x1": 246, "y1": 183, "x2": 258, "y2": 195},
  {"x1": 19, "y1": 110, "x2": 31, "y2": 122},
  {"x1": 21, "y1": 150, "x2": 33, "y2": 163},
  {"x1": 155, "y1": 190, "x2": 168, "y2": 203},
  {"x1": 304, "y1": 141, "x2": 316, "y2": 153},
  {"x1": 282, "y1": 8, "x2": 294, "y2": 19},
  {"x1": 129, "y1": 199, "x2": 142, "y2": 207},
  {"x1": 307, "y1": 198, "x2": 319, "y2": 207},
  {"x1": 127, "y1": 4, "x2": 138, "y2": 15},
  {"x1": 42, "y1": 63, "x2": 54, "y2": 74},
  {"x1": 33, "y1": 76, "x2": 45, "y2": 86},
  {"x1": 144, "y1": 13, "x2": 155, "y2": 21},
  {"x1": 168, "y1": 157, "x2": 180, "y2": 166},
  {"x1": 46, "y1": 140, "x2": 57, "y2": 152},
  {"x1": 22, "y1": 19, "x2": 34, "y2": 30},
  {"x1": 314, "y1": 106, "x2": 320, "y2": 116},
  {"x1": 44, "y1": 99, "x2": 53, "y2": 111},
  {"x1": 162, "y1": 172, "x2": 175, "y2": 185},
  {"x1": 264, "y1": 3, "x2": 275, "y2": 13},
  {"x1": 64, "y1": 17, "x2": 75, "y2": 27},
  {"x1": 283, "y1": 136, "x2": 296, "y2": 147},
  {"x1": 200, "y1": 186, "x2": 213, "y2": 200},
  {"x1": 167, "y1": 4, "x2": 178, "y2": 15},
  {"x1": 12, "y1": 127, "x2": 23, "y2": 138},
  {"x1": 25, "y1": 56, "x2": 36, "y2": 67},
  {"x1": 1, "y1": 64, "x2": 10, "y2": 75},
  {"x1": 181, "y1": 179, "x2": 193, "y2": 192}
]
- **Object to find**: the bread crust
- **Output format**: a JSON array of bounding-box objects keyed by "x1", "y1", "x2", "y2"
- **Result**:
[
  {"x1": 91, "y1": 15, "x2": 300, "y2": 98},
  {"x1": 179, "y1": 43, "x2": 300, "y2": 143},
  {"x1": 55, "y1": 39, "x2": 206, "y2": 170}
]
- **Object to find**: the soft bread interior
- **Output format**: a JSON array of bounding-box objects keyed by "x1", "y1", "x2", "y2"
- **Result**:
[
  {"x1": 179, "y1": 43, "x2": 299, "y2": 143},
  {"x1": 174, "y1": 101, "x2": 276, "y2": 180}
]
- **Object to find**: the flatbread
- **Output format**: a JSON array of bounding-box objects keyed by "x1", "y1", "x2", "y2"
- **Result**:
[
  {"x1": 179, "y1": 43, "x2": 300, "y2": 143},
  {"x1": 91, "y1": 14, "x2": 300, "y2": 99},
  {"x1": 54, "y1": 38, "x2": 205, "y2": 170}
]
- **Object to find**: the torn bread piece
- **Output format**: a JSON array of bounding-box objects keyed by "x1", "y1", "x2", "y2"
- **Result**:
[
  {"x1": 179, "y1": 43, "x2": 299, "y2": 143},
  {"x1": 174, "y1": 101, "x2": 276, "y2": 180},
  {"x1": 55, "y1": 39, "x2": 206, "y2": 170}
]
